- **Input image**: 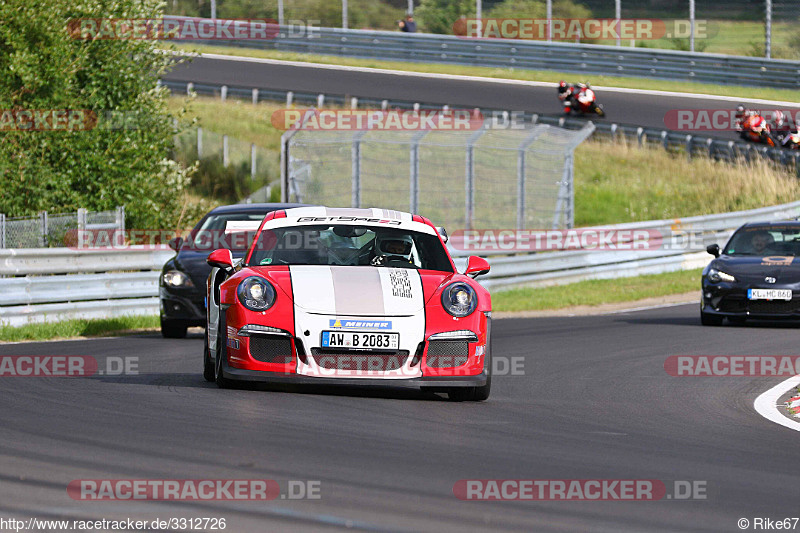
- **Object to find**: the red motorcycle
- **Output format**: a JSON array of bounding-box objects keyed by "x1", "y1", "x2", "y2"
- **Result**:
[
  {"x1": 559, "y1": 83, "x2": 605, "y2": 117},
  {"x1": 739, "y1": 114, "x2": 778, "y2": 147}
]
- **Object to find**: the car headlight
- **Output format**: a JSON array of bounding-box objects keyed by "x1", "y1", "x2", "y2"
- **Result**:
[
  {"x1": 237, "y1": 276, "x2": 276, "y2": 311},
  {"x1": 707, "y1": 268, "x2": 735, "y2": 283},
  {"x1": 162, "y1": 270, "x2": 194, "y2": 288},
  {"x1": 441, "y1": 283, "x2": 478, "y2": 317}
]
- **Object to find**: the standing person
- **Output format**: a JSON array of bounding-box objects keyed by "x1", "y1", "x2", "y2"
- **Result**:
[{"x1": 399, "y1": 14, "x2": 416, "y2": 33}]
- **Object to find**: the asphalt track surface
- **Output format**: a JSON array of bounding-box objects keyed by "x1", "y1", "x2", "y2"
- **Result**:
[
  {"x1": 1, "y1": 303, "x2": 798, "y2": 532},
  {"x1": 162, "y1": 55, "x2": 796, "y2": 142}
]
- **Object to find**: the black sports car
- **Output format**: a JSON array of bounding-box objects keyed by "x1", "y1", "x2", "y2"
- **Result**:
[
  {"x1": 701, "y1": 221, "x2": 800, "y2": 326},
  {"x1": 160, "y1": 203, "x2": 307, "y2": 338}
]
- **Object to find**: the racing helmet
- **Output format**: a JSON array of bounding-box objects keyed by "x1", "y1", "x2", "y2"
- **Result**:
[
  {"x1": 374, "y1": 233, "x2": 414, "y2": 264},
  {"x1": 773, "y1": 110, "x2": 786, "y2": 128},
  {"x1": 736, "y1": 104, "x2": 746, "y2": 114}
]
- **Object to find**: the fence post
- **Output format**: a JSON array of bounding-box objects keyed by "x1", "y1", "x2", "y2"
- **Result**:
[
  {"x1": 116, "y1": 206, "x2": 125, "y2": 233},
  {"x1": 0, "y1": 213, "x2": 5, "y2": 249},
  {"x1": 465, "y1": 124, "x2": 487, "y2": 230},
  {"x1": 317, "y1": 94, "x2": 325, "y2": 108},
  {"x1": 765, "y1": 0, "x2": 772, "y2": 59},
  {"x1": 197, "y1": 127, "x2": 203, "y2": 158},
  {"x1": 516, "y1": 126, "x2": 547, "y2": 230},
  {"x1": 186, "y1": 82, "x2": 193, "y2": 95},
  {"x1": 287, "y1": 91, "x2": 294, "y2": 107},
  {"x1": 252, "y1": 88, "x2": 259, "y2": 105},
  {"x1": 351, "y1": 130, "x2": 367, "y2": 208},
  {"x1": 223, "y1": 135, "x2": 229, "y2": 167},
  {"x1": 40, "y1": 211, "x2": 48, "y2": 247},
  {"x1": 409, "y1": 130, "x2": 428, "y2": 213},
  {"x1": 342, "y1": 0, "x2": 348, "y2": 29},
  {"x1": 77, "y1": 208, "x2": 87, "y2": 248},
  {"x1": 251, "y1": 143, "x2": 257, "y2": 180},
  {"x1": 221, "y1": 85, "x2": 228, "y2": 102}
]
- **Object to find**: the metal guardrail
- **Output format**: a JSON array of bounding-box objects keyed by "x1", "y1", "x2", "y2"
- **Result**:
[
  {"x1": 0, "y1": 247, "x2": 173, "y2": 327},
  {"x1": 161, "y1": 80, "x2": 800, "y2": 171},
  {"x1": 4, "y1": 201, "x2": 800, "y2": 325},
  {"x1": 465, "y1": 200, "x2": 800, "y2": 290},
  {"x1": 172, "y1": 19, "x2": 800, "y2": 89}
]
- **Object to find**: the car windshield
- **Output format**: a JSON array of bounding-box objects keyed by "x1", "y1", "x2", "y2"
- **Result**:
[
  {"x1": 188, "y1": 212, "x2": 267, "y2": 258},
  {"x1": 247, "y1": 224, "x2": 453, "y2": 272},
  {"x1": 723, "y1": 226, "x2": 800, "y2": 256}
]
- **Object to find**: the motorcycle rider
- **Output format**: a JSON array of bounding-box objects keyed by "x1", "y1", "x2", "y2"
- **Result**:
[{"x1": 557, "y1": 81, "x2": 575, "y2": 113}]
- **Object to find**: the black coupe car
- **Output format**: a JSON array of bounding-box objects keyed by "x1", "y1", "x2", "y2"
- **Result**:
[
  {"x1": 160, "y1": 203, "x2": 307, "y2": 338},
  {"x1": 701, "y1": 221, "x2": 800, "y2": 326}
]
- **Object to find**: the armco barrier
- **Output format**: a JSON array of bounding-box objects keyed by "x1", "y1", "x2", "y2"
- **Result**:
[
  {"x1": 2, "y1": 200, "x2": 800, "y2": 325},
  {"x1": 160, "y1": 79, "x2": 800, "y2": 170},
  {"x1": 0, "y1": 247, "x2": 173, "y2": 327},
  {"x1": 166, "y1": 18, "x2": 800, "y2": 89}
]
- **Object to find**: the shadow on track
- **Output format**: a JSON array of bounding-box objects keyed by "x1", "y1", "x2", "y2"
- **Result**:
[{"x1": 93, "y1": 373, "x2": 450, "y2": 401}]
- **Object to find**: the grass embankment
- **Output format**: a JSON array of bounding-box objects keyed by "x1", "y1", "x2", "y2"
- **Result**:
[
  {"x1": 0, "y1": 316, "x2": 160, "y2": 343},
  {"x1": 171, "y1": 43, "x2": 800, "y2": 103}
]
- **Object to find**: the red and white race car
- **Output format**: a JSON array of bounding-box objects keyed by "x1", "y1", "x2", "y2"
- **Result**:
[{"x1": 203, "y1": 207, "x2": 492, "y2": 401}]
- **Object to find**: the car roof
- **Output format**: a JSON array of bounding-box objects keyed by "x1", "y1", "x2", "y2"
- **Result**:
[
  {"x1": 284, "y1": 207, "x2": 414, "y2": 222},
  {"x1": 740, "y1": 221, "x2": 800, "y2": 229},
  {"x1": 207, "y1": 203, "x2": 309, "y2": 215}
]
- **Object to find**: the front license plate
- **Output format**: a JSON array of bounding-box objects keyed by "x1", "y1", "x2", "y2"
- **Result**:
[
  {"x1": 748, "y1": 289, "x2": 792, "y2": 300},
  {"x1": 321, "y1": 331, "x2": 399, "y2": 350}
]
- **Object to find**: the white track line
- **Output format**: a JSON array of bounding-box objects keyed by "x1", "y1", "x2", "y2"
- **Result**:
[
  {"x1": 187, "y1": 51, "x2": 800, "y2": 107},
  {"x1": 754, "y1": 375, "x2": 800, "y2": 432}
]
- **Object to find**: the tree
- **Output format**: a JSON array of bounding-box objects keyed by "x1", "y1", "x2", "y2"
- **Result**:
[
  {"x1": 0, "y1": 0, "x2": 199, "y2": 230},
  {"x1": 415, "y1": 0, "x2": 474, "y2": 34}
]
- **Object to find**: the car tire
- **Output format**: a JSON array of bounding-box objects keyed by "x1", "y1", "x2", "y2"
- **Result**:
[
  {"x1": 203, "y1": 335, "x2": 215, "y2": 382},
  {"x1": 700, "y1": 311, "x2": 724, "y2": 326},
  {"x1": 161, "y1": 318, "x2": 187, "y2": 339},
  {"x1": 215, "y1": 313, "x2": 233, "y2": 389}
]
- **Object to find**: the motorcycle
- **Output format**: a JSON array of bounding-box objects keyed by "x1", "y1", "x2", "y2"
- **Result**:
[
  {"x1": 739, "y1": 114, "x2": 777, "y2": 147},
  {"x1": 782, "y1": 131, "x2": 800, "y2": 150},
  {"x1": 561, "y1": 87, "x2": 605, "y2": 117}
]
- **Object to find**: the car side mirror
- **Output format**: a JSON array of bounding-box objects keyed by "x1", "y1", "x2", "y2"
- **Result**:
[
  {"x1": 168, "y1": 236, "x2": 183, "y2": 252},
  {"x1": 436, "y1": 226, "x2": 449, "y2": 244},
  {"x1": 465, "y1": 256, "x2": 490, "y2": 278},
  {"x1": 707, "y1": 244, "x2": 720, "y2": 258},
  {"x1": 207, "y1": 249, "x2": 234, "y2": 271}
]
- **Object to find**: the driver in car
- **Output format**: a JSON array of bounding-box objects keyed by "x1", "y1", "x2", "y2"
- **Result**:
[
  {"x1": 370, "y1": 234, "x2": 415, "y2": 266},
  {"x1": 749, "y1": 230, "x2": 775, "y2": 254}
]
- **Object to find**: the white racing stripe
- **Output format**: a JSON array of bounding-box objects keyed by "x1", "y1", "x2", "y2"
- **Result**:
[
  {"x1": 289, "y1": 266, "x2": 423, "y2": 316},
  {"x1": 754, "y1": 375, "x2": 800, "y2": 432}
]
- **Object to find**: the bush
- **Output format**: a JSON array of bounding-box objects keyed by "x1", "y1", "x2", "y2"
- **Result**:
[{"x1": 0, "y1": 0, "x2": 199, "y2": 231}]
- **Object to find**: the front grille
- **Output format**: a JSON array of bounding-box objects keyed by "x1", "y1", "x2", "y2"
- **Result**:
[
  {"x1": 426, "y1": 341, "x2": 469, "y2": 368},
  {"x1": 249, "y1": 336, "x2": 293, "y2": 364},
  {"x1": 749, "y1": 300, "x2": 800, "y2": 314},
  {"x1": 310, "y1": 349, "x2": 410, "y2": 371},
  {"x1": 718, "y1": 296, "x2": 800, "y2": 314}
]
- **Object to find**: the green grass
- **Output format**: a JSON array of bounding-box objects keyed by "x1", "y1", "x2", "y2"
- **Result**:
[
  {"x1": 573, "y1": 138, "x2": 800, "y2": 226},
  {"x1": 0, "y1": 315, "x2": 160, "y2": 343},
  {"x1": 492, "y1": 269, "x2": 701, "y2": 312},
  {"x1": 170, "y1": 42, "x2": 800, "y2": 103}
]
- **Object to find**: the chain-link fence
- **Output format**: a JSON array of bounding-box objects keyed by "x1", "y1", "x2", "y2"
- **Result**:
[
  {"x1": 0, "y1": 208, "x2": 124, "y2": 249},
  {"x1": 282, "y1": 113, "x2": 594, "y2": 230},
  {"x1": 172, "y1": 126, "x2": 278, "y2": 203}
]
